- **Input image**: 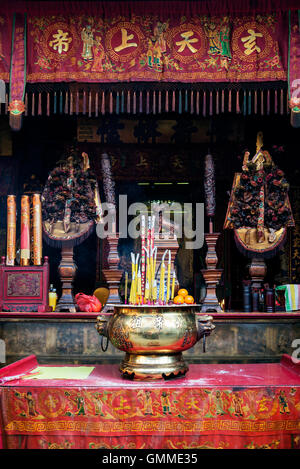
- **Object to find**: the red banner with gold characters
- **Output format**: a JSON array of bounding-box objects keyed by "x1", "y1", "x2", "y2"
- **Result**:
[{"x1": 26, "y1": 13, "x2": 287, "y2": 83}]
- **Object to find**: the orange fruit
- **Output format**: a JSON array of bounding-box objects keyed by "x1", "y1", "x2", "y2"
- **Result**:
[
  {"x1": 173, "y1": 295, "x2": 185, "y2": 305},
  {"x1": 185, "y1": 295, "x2": 195, "y2": 304},
  {"x1": 178, "y1": 288, "x2": 188, "y2": 298}
]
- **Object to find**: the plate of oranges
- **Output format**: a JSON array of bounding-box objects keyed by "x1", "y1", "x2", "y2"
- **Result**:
[{"x1": 173, "y1": 288, "x2": 195, "y2": 305}]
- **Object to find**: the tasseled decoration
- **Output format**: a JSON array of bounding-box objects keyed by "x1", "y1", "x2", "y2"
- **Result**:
[
  {"x1": 267, "y1": 89, "x2": 270, "y2": 115},
  {"x1": 25, "y1": 93, "x2": 28, "y2": 116},
  {"x1": 254, "y1": 90, "x2": 258, "y2": 114},
  {"x1": 221, "y1": 89, "x2": 224, "y2": 113},
  {"x1": 69, "y1": 92, "x2": 73, "y2": 116},
  {"x1": 184, "y1": 89, "x2": 188, "y2": 113},
  {"x1": 165, "y1": 90, "x2": 169, "y2": 112},
  {"x1": 216, "y1": 90, "x2": 219, "y2": 115},
  {"x1": 65, "y1": 91, "x2": 69, "y2": 115},
  {"x1": 59, "y1": 91, "x2": 63, "y2": 114},
  {"x1": 274, "y1": 89, "x2": 278, "y2": 114},
  {"x1": 82, "y1": 91, "x2": 86, "y2": 115},
  {"x1": 88, "y1": 91, "x2": 92, "y2": 117},
  {"x1": 101, "y1": 91, "x2": 105, "y2": 115},
  {"x1": 127, "y1": 90, "x2": 131, "y2": 114},
  {"x1": 95, "y1": 92, "x2": 99, "y2": 117},
  {"x1": 38, "y1": 92, "x2": 42, "y2": 115},
  {"x1": 53, "y1": 92, "x2": 57, "y2": 114},
  {"x1": 121, "y1": 91, "x2": 124, "y2": 113},
  {"x1": 236, "y1": 90, "x2": 240, "y2": 114},
  {"x1": 209, "y1": 90, "x2": 213, "y2": 115},
  {"x1": 116, "y1": 91, "x2": 119, "y2": 115},
  {"x1": 196, "y1": 90, "x2": 199, "y2": 115},
  {"x1": 109, "y1": 91, "x2": 113, "y2": 114},
  {"x1": 203, "y1": 90, "x2": 206, "y2": 116},
  {"x1": 228, "y1": 89, "x2": 232, "y2": 112},
  {"x1": 32, "y1": 92, "x2": 35, "y2": 116},
  {"x1": 158, "y1": 90, "x2": 162, "y2": 113},
  {"x1": 190, "y1": 90, "x2": 194, "y2": 114},
  {"x1": 280, "y1": 88, "x2": 284, "y2": 115},
  {"x1": 243, "y1": 90, "x2": 247, "y2": 116},
  {"x1": 172, "y1": 90, "x2": 175, "y2": 112},
  {"x1": 146, "y1": 90, "x2": 150, "y2": 114},
  {"x1": 5, "y1": 93, "x2": 8, "y2": 114},
  {"x1": 248, "y1": 91, "x2": 251, "y2": 115},
  {"x1": 75, "y1": 91, "x2": 79, "y2": 115},
  {"x1": 133, "y1": 91, "x2": 136, "y2": 114},
  {"x1": 260, "y1": 90, "x2": 264, "y2": 115},
  {"x1": 178, "y1": 90, "x2": 182, "y2": 114},
  {"x1": 152, "y1": 90, "x2": 156, "y2": 115},
  {"x1": 139, "y1": 91, "x2": 143, "y2": 113},
  {"x1": 286, "y1": 89, "x2": 289, "y2": 114}
]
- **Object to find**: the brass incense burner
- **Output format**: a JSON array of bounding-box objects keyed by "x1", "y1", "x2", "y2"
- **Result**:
[{"x1": 96, "y1": 305, "x2": 215, "y2": 380}]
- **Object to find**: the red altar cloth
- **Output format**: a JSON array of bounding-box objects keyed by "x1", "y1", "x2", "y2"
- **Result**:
[{"x1": 1, "y1": 355, "x2": 300, "y2": 450}]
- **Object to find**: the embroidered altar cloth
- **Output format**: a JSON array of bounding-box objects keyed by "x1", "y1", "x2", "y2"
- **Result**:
[{"x1": 0, "y1": 354, "x2": 300, "y2": 450}]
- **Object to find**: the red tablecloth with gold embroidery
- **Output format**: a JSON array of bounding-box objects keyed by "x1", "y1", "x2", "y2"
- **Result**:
[{"x1": 1, "y1": 355, "x2": 300, "y2": 450}]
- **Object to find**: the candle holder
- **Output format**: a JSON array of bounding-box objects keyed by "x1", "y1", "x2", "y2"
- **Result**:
[
  {"x1": 200, "y1": 233, "x2": 223, "y2": 313},
  {"x1": 102, "y1": 232, "x2": 123, "y2": 312}
]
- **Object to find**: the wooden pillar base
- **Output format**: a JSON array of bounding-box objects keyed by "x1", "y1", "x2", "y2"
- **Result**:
[
  {"x1": 56, "y1": 245, "x2": 77, "y2": 313},
  {"x1": 101, "y1": 233, "x2": 122, "y2": 309},
  {"x1": 200, "y1": 232, "x2": 223, "y2": 313},
  {"x1": 200, "y1": 269, "x2": 223, "y2": 313},
  {"x1": 249, "y1": 257, "x2": 267, "y2": 290}
]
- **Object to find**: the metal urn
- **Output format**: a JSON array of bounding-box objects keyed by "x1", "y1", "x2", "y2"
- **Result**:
[{"x1": 96, "y1": 304, "x2": 215, "y2": 380}]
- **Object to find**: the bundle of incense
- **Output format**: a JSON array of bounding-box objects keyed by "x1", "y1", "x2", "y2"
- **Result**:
[
  {"x1": 150, "y1": 246, "x2": 157, "y2": 304},
  {"x1": 145, "y1": 246, "x2": 152, "y2": 304},
  {"x1": 150, "y1": 215, "x2": 155, "y2": 252},
  {"x1": 158, "y1": 249, "x2": 168, "y2": 304},
  {"x1": 140, "y1": 214, "x2": 146, "y2": 300},
  {"x1": 137, "y1": 268, "x2": 142, "y2": 303},
  {"x1": 129, "y1": 253, "x2": 140, "y2": 305}
]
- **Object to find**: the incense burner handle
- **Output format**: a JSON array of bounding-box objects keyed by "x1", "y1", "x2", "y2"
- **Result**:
[
  {"x1": 96, "y1": 315, "x2": 110, "y2": 352},
  {"x1": 196, "y1": 315, "x2": 215, "y2": 352}
]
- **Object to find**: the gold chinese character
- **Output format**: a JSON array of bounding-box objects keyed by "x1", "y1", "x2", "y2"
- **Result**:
[
  {"x1": 114, "y1": 28, "x2": 137, "y2": 52},
  {"x1": 175, "y1": 31, "x2": 199, "y2": 53},
  {"x1": 241, "y1": 29, "x2": 263, "y2": 55},
  {"x1": 49, "y1": 29, "x2": 72, "y2": 54}
]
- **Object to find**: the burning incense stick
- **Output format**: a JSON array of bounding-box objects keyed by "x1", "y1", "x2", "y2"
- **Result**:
[
  {"x1": 166, "y1": 250, "x2": 171, "y2": 303},
  {"x1": 171, "y1": 271, "x2": 176, "y2": 301},
  {"x1": 125, "y1": 271, "x2": 128, "y2": 304}
]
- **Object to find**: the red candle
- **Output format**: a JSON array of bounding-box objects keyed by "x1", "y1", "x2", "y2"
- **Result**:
[
  {"x1": 6, "y1": 195, "x2": 16, "y2": 266},
  {"x1": 32, "y1": 194, "x2": 42, "y2": 265},
  {"x1": 20, "y1": 195, "x2": 30, "y2": 266}
]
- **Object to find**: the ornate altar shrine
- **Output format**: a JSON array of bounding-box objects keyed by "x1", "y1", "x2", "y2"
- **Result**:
[{"x1": 224, "y1": 133, "x2": 295, "y2": 293}]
